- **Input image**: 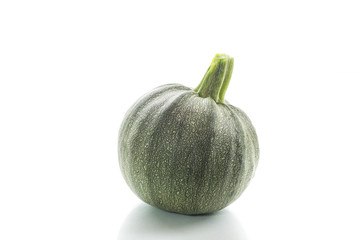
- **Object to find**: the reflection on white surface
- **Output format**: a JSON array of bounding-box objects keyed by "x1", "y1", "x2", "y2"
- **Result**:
[{"x1": 118, "y1": 203, "x2": 247, "y2": 240}]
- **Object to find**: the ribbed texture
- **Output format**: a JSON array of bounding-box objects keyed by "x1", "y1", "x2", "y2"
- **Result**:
[{"x1": 118, "y1": 84, "x2": 259, "y2": 215}]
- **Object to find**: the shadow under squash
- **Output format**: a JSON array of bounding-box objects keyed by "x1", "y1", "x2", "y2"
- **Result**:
[{"x1": 118, "y1": 203, "x2": 247, "y2": 240}]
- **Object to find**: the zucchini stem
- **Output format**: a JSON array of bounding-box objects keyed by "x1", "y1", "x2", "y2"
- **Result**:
[{"x1": 195, "y1": 54, "x2": 234, "y2": 103}]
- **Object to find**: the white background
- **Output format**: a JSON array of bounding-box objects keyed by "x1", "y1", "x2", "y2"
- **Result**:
[{"x1": 1, "y1": 0, "x2": 359, "y2": 239}]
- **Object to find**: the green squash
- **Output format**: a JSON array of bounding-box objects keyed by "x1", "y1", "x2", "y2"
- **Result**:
[{"x1": 118, "y1": 54, "x2": 259, "y2": 215}]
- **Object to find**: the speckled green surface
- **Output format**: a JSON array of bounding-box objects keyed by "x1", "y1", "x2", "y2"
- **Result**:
[{"x1": 118, "y1": 55, "x2": 259, "y2": 215}]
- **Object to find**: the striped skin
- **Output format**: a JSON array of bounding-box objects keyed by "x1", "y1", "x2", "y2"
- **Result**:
[{"x1": 118, "y1": 84, "x2": 259, "y2": 215}]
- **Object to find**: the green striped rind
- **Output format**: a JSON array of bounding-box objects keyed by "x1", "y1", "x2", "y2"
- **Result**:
[{"x1": 118, "y1": 84, "x2": 259, "y2": 215}]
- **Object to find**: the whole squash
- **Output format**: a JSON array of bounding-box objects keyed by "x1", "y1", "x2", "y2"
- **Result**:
[{"x1": 118, "y1": 54, "x2": 259, "y2": 215}]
